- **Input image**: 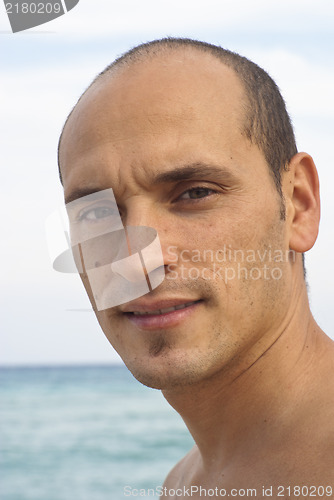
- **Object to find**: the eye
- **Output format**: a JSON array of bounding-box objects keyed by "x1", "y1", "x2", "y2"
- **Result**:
[
  {"x1": 79, "y1": 206, "x2": 117, "y2": 222},
  {"x1": 177, "y1": 187, "x2": 216, "y2": 201}
]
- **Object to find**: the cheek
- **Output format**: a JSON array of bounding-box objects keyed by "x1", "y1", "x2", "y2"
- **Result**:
[
  {"x1": 171, "y1": 210, "x2": 289, "y2": 307},
  {"x1": 96, "y1": 310, "x2": 126, "y2": 354}
]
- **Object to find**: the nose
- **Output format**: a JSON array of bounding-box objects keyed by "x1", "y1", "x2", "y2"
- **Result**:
[
  {"x1": 122, "y1": 198, "x2": 156, "y2": 228},
  {"x1": 110, "y1": 226, "x2": 165, "y2": 289},
  {"x1": 122, "y1": 199, "x2": 174, "y2": 264}
]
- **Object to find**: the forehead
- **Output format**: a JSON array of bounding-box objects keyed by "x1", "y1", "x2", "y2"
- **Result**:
[{"x1": 60, "y1": 50, "x2": 250, "y2": 195}]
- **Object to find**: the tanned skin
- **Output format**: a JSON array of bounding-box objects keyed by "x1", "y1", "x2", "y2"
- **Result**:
[{"x1": 59, "y1": 49, "x2": 334, "y2": 499}]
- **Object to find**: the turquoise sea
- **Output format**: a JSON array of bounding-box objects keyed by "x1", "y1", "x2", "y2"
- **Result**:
[{"x1": 0, "y1": 365, "x2": 194, "y2": 500}]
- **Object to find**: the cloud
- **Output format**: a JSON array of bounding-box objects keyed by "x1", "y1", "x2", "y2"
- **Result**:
[
  {"x1": 1, "y1": 2, "x2": 333, "y2": 364},
  {"x1": 45, "y1": 0, "x2": 334, "y2": 39},
  {"x1": 248, "y1": 49, "x2": 334, "y2": 118}
]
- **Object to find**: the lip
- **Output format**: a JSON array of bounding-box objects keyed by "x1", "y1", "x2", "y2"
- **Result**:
[
  {"x1": 120, "y1": 298, "x2": 201, "y2": 313},
  {"x1": 122, "y1": 299, "x2": 203, "y2": 330}
]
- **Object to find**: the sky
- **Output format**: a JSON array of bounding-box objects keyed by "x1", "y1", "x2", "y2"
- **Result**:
[{"x1": 1, "y1": 0, "x2": 333, "y2": 366}]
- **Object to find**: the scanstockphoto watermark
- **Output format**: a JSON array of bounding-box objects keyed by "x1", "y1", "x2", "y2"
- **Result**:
[
  {"x1": 124, "y1": 485, "x2": 258, "y2": 497},
  {"x1": 123, "y1": 485, "x2": 333, "y2": 497},
  {"x1": 166, "y1": 245, "x2": 296, "y2": 282}
]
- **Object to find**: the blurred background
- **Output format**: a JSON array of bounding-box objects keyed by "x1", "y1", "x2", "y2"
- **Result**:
[{"x1": 1, "y1": 0, "x2": 333, "y2": 498}]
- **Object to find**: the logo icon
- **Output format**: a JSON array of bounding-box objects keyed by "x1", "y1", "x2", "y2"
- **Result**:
[
  {"x1": 46, "y1": 189, "x2": 165, "y2": 312},
  {"x1": 4, "y1": 0, "x2": 80, "y2": 33}
]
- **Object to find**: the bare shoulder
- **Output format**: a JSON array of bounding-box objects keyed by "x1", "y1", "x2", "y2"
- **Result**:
[{"x1": 160, "y1": 445, "x2": 199, "y2": 498}]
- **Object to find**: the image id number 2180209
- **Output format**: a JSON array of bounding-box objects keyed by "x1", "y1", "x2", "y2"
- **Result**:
[
  {"x1": 5, "y1": 2, "x2": 62, "y2": 14},
  {"x1": 269, "y1": 485, "x2": 333, "y2": 497}
]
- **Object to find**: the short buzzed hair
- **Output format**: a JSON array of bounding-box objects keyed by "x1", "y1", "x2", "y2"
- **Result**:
[
  {"x1": 95, "y1": 38, "x2": 297, "y2": 201},
  {"x1": 59, "y1": 38, "x2": 297, "y2": 207}
]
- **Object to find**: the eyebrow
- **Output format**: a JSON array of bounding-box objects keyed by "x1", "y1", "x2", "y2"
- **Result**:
[
  {"x1": 151, "y1": 162, "x2": 237, "y2": 185},
  {"x1": 64, "y1": 163, "x2": 237, "y2": 204},
  {"x1": 65, "y1": 186, "x2": 105, "y2": 205}
]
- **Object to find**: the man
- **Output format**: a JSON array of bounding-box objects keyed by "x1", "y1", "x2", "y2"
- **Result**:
[{"x1": 58, "y1": 38, "x2": 334, "y2": 498}]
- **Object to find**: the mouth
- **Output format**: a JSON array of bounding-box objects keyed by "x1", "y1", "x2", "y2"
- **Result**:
[
  {"x1": 131, "y1": 301, "x2": 198, "y2": 316},
  {"x1": 123, "y1": 299, "x2": 203, "y2": 330}
]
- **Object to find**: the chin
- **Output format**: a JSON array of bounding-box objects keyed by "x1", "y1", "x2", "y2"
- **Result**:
[
  {"x1": 128, "y1": 367, "x2": 191, "y2": 390},
  {"x1": 128, "y1": 369, "x2": 169, "y2": 390},
  {"x1": 122, "y1": 350, "x2": 213, "y2": 391},
  {"x1": 120, "y1": 354, "x2": 178, "y2": 390}
]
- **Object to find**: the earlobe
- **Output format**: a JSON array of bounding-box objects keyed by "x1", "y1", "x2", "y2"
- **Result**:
[{"x1": 287, "y1": 152, "x2": 320, "y2": 253}]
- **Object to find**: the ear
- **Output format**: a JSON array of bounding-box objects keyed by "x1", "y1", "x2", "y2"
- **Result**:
[{"x1": 286, "y1": 152, "x2": 320, "y2": 253}]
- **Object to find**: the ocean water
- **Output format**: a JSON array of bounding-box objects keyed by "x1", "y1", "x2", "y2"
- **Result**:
[{"x1": 0, "y1": 365, "x2": 194, "y2": 500}]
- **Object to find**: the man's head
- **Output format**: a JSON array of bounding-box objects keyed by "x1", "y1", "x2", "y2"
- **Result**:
[
  {"x1": 59, "y1": 38, "x2": 298, "y2": 208},
  {"x1": 58, "y1": 38, "x2": 320, "y2": 390}
]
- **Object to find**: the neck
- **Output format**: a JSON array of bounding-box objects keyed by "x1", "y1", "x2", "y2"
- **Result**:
[{"x1": 162, "y1": 285, "x2": 332, "y2": 472}]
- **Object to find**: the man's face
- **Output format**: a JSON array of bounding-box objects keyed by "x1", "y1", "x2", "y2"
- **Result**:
[{"x1": 60, "y1": 51, "x2": 294, "y2": 390}]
